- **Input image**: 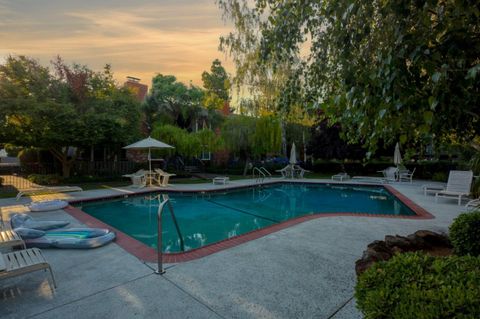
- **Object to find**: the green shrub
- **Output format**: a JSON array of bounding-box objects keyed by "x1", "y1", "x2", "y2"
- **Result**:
[
  {"x1": 449, "y1": 211, "x2": 480, "y2": 256},
  {"x1": 27, "y1": 174, "x2": 63, "y2": 186},
  {"x1": 431, "y1": 171, "x2": 447, "y2": 182},
  {"x1": 355, "y1": 252, "x2": 480, "y2": 319}
]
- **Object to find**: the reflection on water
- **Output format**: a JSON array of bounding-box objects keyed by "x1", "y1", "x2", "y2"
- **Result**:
[{"x1": 81, "y1": 184, "x2": 415, "y2": 253}]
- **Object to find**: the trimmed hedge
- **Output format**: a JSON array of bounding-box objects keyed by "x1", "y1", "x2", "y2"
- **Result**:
[
  {"x1": 355, "y1": 252, "x2": 480, "y2": 319},
  {"x1": 449, "y1": 211, "x2": 480, "y2": 256}
]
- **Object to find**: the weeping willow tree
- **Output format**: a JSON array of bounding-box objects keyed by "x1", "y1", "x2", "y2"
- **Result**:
[
  {"x1": 151, "y1": 124, "x2": 222, "y2": 159},
  {"x1": 221, "y1": 115, "x2": 283, "y2": 174},
  {"x1": 252, "y1": 115, "x2": 282, "y2": 157},
  {"x1": 218, "y1": 1, "x2": 314, "y2": 156},
  {"x1": 218, "y1": 0, "x2": 480, "y2": 159}
]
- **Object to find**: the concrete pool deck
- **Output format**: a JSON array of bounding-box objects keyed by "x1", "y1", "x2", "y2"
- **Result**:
[{"x1": 0, "y1": 178, "x2": 468, "y2": 318}]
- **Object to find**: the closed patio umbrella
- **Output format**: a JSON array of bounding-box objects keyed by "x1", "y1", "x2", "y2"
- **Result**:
[
  {"x1": 394, "y1": 142, "x2": 402, "y2": 166},
  {"x1": 290, "y1": 142, "x2": 297, "y2": 165},
  {"x1": 123, "y1": 137, "x2": 174, "y2": 184}
]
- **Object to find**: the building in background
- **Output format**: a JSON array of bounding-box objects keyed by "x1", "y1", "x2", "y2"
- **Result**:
[{"x1": 124, "y1": 76, "x2": 148, "y2": 102}]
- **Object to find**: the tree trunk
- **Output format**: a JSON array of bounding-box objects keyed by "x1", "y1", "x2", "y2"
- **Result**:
[
  {"x1": 61, "y1": 161, "x2": 73, "y2": 178},
  {"x1": 281, "y1": 120, "x2": 287, "y2": 157},
  {"x1": 49, "y1": 147, "x2": 78, "y2": 178},
  {"x1": 90, "y1": 145, "x2": 94, "y2": 162}
]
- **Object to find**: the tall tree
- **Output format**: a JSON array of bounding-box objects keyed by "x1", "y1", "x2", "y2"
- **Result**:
[
  {"x1": 219, "y1": 0, "x2": 480, "y2": 155},
  {"x1": 0, "y1": 55, "x2": 141, "y2": 177},
  {"x1": 144, "y1": 74, "x2": 206, "y2": 130},
  {"x1": 201, "y1": 59, "x2": 231, "y2": 110}
]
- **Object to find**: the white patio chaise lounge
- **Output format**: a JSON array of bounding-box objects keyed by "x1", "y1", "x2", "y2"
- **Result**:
[
  {"x1": 0, "y1": 229, "x2": 26, "y2": 251},
  {"x1": 422, "y1": 184, "x2": 446, "y2": 196},
  {"x1": 276, "y1": 166, "x2": 291, "y2": 178},
  {"x1": 378, "y1": 167, "x2": 398, "y2": 182},
  {"x1": 331, "y1": 173, "x2": 350, "y2": 181},
  {"x1": 465, "y1": 198, "x2": 479, "y2": 209},
  {"x1": 154, "y1": 169, "x2": 176, "y2": 187},
  {"x1": 0, "y1": 213, "x2": 26, "y2": 251},
  {"x1": 16, "y1": 186, "x2": 83, "y2": 200},
  {"x1": 123, "y1": 170, "x2": 147, "y2": 188},
  {"x1": 296, "y1": 165, "x2": 310, "y2": 178},
  {"x1": 213, "y1": 176, "x2": 230, "y2": 185},
  {"x1": 435, "y1": 170, "x2": 474, "y2": 205},
  {"x1": 0, "y1": 248, "x2": 56, "y2": 288}
]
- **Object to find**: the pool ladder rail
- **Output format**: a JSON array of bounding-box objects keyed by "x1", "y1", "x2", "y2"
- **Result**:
[
  {"x1": 155, "y1": 194, "x2": 185, "y2": 275},
  {"x1": 252, "y1": 167, "x2": 271, "y2": 183}
]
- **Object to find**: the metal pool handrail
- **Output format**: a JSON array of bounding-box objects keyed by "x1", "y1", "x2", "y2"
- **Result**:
[
  {"x1": 259, "y1": 167, "x2": 272, "y2": 177},
  {"x1": 252, "y1": 167, "x2": 266, "y2": 182},
  {"x1": 155, "y1": 194, "x2": 185, "y2": 275}
]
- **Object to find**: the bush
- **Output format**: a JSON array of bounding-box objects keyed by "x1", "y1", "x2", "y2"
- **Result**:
[
  {"x1": 355, "y1": 252, "x2": 480, "y2": 319},
  {"x1": 432, "y1": 172, "x2": 447, "y2": 182},
  {"x1": 449, "y1": 211, "x2": 480, "y2": 256},
  {"x1": 27, "y1": 174, "x2": 63, "y2": 186}
]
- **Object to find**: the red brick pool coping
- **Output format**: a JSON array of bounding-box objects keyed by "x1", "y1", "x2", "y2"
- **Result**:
[{"x1": 64, "y1": 182, "x2": 434, "y2": 263}]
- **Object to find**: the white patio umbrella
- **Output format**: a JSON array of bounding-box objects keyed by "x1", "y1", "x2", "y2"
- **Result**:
[
  {"x1": 290, "y1": 142, "x2": 297, "y2": 165},
  {"x1": 123, "y1": 136, "x2": 174, "y2": 177},
  {"x1": 394, "y1": 142, "x2": 402, "y2": 166}
]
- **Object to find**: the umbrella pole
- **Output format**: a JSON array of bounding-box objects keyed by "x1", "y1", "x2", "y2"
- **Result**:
[{"x1": 149, "y1": 148, "x2": 152, "y2": 186}]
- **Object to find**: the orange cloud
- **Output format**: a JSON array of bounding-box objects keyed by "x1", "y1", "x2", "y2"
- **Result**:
[{"x1": 0, "y1": 0, "x2": 234, "y2": 87}]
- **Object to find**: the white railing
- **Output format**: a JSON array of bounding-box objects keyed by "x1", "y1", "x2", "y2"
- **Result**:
[
  {"x1": 155, "y1": 194, "x2": 184, "y2": 275},
  {"x1": 252, "y1": 167, "x2": 266, "y2": 183}
]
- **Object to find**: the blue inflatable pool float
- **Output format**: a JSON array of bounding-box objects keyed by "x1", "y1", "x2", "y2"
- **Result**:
[
  {"x1": 10, "y1": 213, "x2": 69, "y2": 230},
  {"x1": 15, "y1": 227, "x2": 116, "y2": 249}
]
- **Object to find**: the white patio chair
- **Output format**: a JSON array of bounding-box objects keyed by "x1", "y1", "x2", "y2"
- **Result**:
[
  {"x1": 154, "y1": 169, "x2": 176, "y2": 187},
  {"x1": 379, "y1": 167, "x2": 398, "y2": 182},
  {"x1": 331, "y1": 173, "x2": 350, "y2": 181},
  {"x1": 399, "y1": 167, "x2": 416, "y2": 183},
  {"x1": 465, "y1": 198, "x2": 479, "y2": 209},
  {"x1": 275, "y1": 166, "x2": 290, "y2": 178},
  {"x1": 123, "y1": 170, "x2": 147, "y2": 188},
  {"x1": 0, "y1": 248, "x2": 56, "y2": 288},
  {"x1": 212, "y1": 176, "x2": 230, "y2": 185},
  {"x1": 435, "y1": 170, "x2": 474, "y2": 205}
]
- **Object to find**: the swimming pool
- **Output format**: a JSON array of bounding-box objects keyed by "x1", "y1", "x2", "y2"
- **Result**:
[{"x1": 78, "y1": 183, "x2": 416, "y2": 253}]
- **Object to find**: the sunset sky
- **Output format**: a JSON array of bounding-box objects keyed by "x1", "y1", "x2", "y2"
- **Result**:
[{"x1": 0, "y1": 0, "x2": 233, "y2": 87}]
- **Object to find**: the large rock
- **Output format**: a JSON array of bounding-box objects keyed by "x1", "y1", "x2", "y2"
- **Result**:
[
  {"x1": 384, "y1": 235, "x2": 417, "y2": 252},
  {"x1": 355, "y1": 230, "x2": 452, "y2": 276},
  {"x1": 413, "y1": 230, "x2": 452, "y2": 248}
]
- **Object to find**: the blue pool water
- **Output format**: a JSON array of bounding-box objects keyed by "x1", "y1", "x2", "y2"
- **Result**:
[{"x1": 79, "y1": 183, "x2": 415, "y2": 253}]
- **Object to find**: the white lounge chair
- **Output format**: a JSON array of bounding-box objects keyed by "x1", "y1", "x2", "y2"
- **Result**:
[
  {"x1": 435, "y1": 170, "x2": 474, "y2": 205},
  {"x1": 16, "y1": 186, "x2": 83, "y2": 200},
  {"x1": 276, "y1": 166, "x2": 291, "y2": 178},
  {"x1": 379, "y1": 167, "x2": 398, "y2": 182},
  {"x1": 154, "y1": 169, "x2": 176, "y2": 186},
  {"x1": 331, "y1": 173, "x2": 350, "y2": 181},
  {"x1": 422, "y1": 184, "x2": 446, "y2": 196},
  {"x1": 0, "y1": 248, "x2": 56, "y2": 288},
  {"x1": 295, "y1": 165, "x2": 310, "y2": 178},
  {"x1": 213, "y1": 176, "x2": 230, "y2": 185},
  {"x1": 465, "y1": 198, "x2": 479, "y2": 209},
  {"x1": 0, "y1": 229, "x2": 26, "y2": 251},
  {"x1": 123, "y1": 170, "x2": 147, "y2": 188},
  {"x1": 399, "y1": 167, "x2": 416, "y2": 183}
]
